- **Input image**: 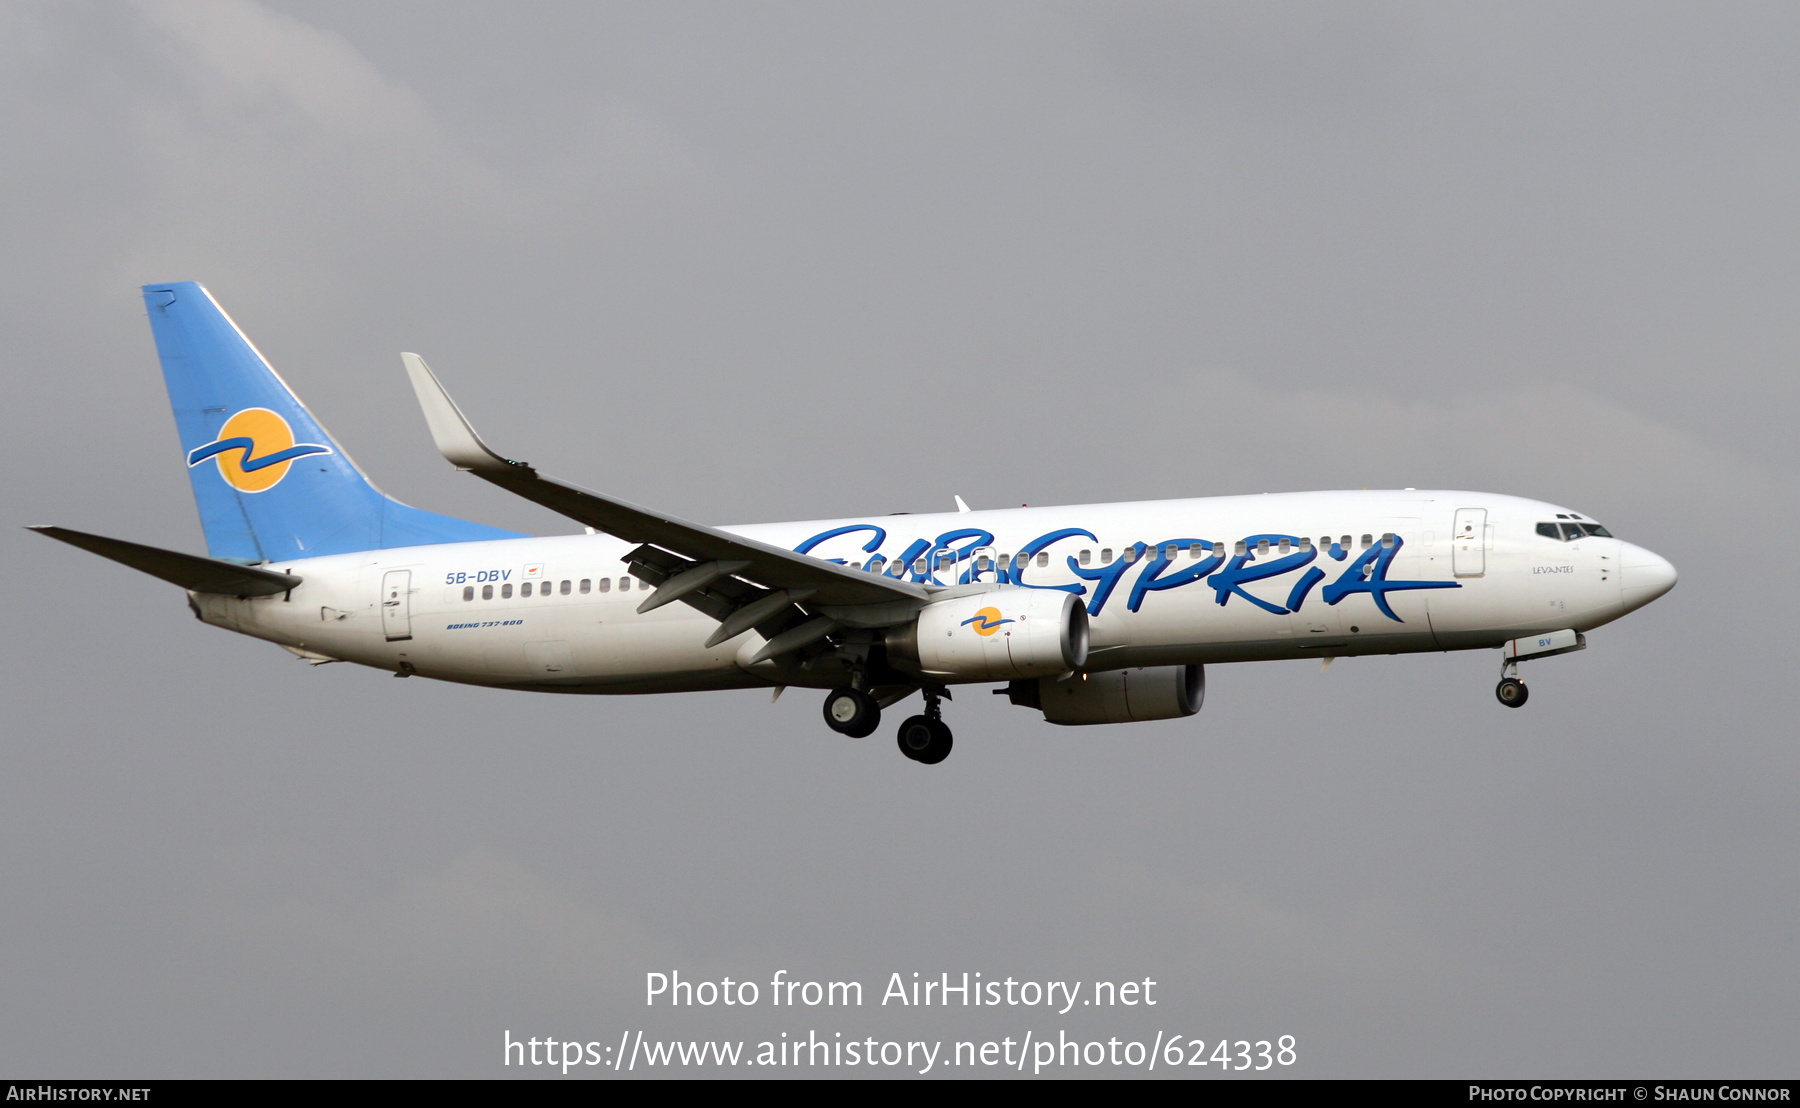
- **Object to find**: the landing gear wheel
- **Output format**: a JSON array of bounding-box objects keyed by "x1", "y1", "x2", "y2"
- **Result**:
[
  {"x1": 1495, "y1": 678, "x2": 1529, "y2": 708},
  {"x1": 896, "y1": 715, "x2": 953, "y2": 764},
  {"x1": 822, "y1": 687, "x2": 880, "y2": 738}
]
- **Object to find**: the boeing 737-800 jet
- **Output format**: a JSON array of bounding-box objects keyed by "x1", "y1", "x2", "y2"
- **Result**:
[{"x1": 31, "y1": 283, "x2": 1678, "y2": 764}]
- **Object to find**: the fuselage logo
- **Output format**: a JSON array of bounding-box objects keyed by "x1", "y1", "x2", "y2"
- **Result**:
[
  {"x1": 961, "y1": 607, "x2": 1013, "y2": 636},
  {"x1": 186, "y1": 408, "x2": 331, "y2": 493}
]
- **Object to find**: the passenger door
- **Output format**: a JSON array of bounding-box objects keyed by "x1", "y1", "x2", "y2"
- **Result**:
[
  {"x1": 1452, "y1": 508, "x2": 1486, "y2": 578},
  {"x1": 380, "y1": 569, "x2": 413, "y2": 641}
]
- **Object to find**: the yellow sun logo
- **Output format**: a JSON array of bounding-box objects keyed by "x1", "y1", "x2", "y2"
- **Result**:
[
  {"x1": 960, "y1": 606, "x2": 1013, "y2": 636},
  {"x1": 185, "y1": 408, "x2": 331, "y2": 493}
]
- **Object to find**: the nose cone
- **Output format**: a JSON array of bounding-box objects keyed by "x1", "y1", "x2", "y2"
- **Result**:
[{"x1": 1618, "y1": 542, "x2": 1677, "y2": 612}]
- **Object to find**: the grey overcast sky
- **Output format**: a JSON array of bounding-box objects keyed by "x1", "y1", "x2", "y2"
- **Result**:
[{"x1": 2, "y1": 0, "x2": 1795, "y2": 1078}]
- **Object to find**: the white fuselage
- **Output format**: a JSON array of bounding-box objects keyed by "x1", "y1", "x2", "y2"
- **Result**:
[{"x1": 192, "y1": 490, "x2": 1670, "y2": 693}]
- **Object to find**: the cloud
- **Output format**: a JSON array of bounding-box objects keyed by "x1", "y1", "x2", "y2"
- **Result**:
[
  {"x1": 1080, "y1": 370, "x2": 1780, "y2": 533},
  {"x1": 367, "y1": 846, "x2": 677, "y2": 991},
  {"x1": 109, "y1": 0, "x2": 494, "y2": 283},
  {"x1": 128, "y1": 0, "x2": 442, "y2": 145}
]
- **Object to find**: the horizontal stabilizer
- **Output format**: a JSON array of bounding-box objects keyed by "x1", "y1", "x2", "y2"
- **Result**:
[{"x1": 28, "y1": 526, "x2": 301, "y2": 597}]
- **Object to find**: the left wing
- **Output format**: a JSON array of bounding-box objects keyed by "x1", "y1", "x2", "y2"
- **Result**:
[{"x1": 401, "y1": 353, "x2": 929, "y2": 652}]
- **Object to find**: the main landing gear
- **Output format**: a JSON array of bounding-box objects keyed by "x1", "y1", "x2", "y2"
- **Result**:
[
  {"x1": 1495, "y1": 659, "x2": 1529, "y2": 708},
  {"x1": 896, "y1": 691, "x2": 953, "y2": 765},
  {"x1": 822, "y1": 686, "x2": 881, "y2": 738},
  {"x1": 822, "y1": 685, "x2": 954, "y2": 763}
]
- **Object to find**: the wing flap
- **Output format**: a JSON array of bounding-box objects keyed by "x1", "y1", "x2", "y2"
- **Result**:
[{"x1": 624, "y1": 545, "x2": 812, "y2": 644}]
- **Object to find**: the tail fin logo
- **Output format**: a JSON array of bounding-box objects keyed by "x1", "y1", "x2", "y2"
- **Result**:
[
  {"x1": 186, "y1": 408, "x2": 331, "y2": 493},
  {"x1": 960, "y1": 606, "x2": 1014, "y2": 636}
]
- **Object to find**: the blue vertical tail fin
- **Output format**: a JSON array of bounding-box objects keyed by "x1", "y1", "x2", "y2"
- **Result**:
[{"x1": 143, "y1": 282, "x2": 522, "y2": 563}]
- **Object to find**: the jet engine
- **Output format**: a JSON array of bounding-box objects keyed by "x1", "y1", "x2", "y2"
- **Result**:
[
  {"x1": 885, "y1": 589, "x2": 1088, "y2": 681},
  {"x1": 1004, "y1": 665, "x2": 1204, "y2": 725}
]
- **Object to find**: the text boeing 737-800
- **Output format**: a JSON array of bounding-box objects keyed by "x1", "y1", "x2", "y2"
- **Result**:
[{"x1": 30, "y1": 283, "x2": 1678, "y2": 764}]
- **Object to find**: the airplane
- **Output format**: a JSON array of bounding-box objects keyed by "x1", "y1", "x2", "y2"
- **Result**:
[{"x1": 30, "y1": 282, "x2": 1679, "y2": 764}]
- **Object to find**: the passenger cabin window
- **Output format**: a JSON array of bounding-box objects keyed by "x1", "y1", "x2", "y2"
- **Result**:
[
  {"x1": 561, "y1": 580, "x2": 572, "y2": 595},
  {"x1": 579, "y1": 579, "x2": 591, "y2": 593},
  {"x1": 1188, "y1": 543, "x2": 1204, "y2": 558},
  {"x1": 1100, "y1": 549, "x2": 1113, "y2": 564},
  {"x1": 1037, "y1": 552, "x2": 1049, "y2": 567},
  {"x1": 619, "y1": 577, "x2": 631, "y2": 591},
  {"x1": 1381, "y1": 533, "x2": 1396, "y2": 548},
  {"x1": 1235, "y1": 540, "x2": 1248, "y2": 556},
  {"x1": 1122, "y1": 547, "x2": 1138, "y2": 564},
  {"x1": 1360, "y1": 534, "x2": 1373, "y2": 549},
  {"x1": 1299, "y1": 537, "x2": 1313, "y2": 551},
  {"x1": 501, "y1": 583, "x2": 513, "y2": 598},
  {"x1": 462, "y1": 586, "x2": 474, "y2": 601},
  {"x1": 1079, "y1": 549, "x2": 1092, "y2": 565},
  {"x1": 597, "y1": 578, "x2": 611, "y2": 593},
  {"x1": 481, "y1": 584, "x2": 493, "y2": 600},
  {"x1": 521, "y1": 582, "x2": 533, "y2": 597}
]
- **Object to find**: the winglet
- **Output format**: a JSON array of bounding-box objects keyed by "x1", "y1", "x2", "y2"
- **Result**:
[
  {"x1": 401, "y1": 352, "x2": 528, "y2": 474},
  {"x1": 954, "y1": 495, "x2": 972, "y2": 513}
]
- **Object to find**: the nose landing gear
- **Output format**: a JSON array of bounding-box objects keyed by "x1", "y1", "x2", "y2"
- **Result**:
[
  {"x1": 896, "y1": 689, "x2": 953, "y2": 764},
  {"x1": 1495, "y1": 659, "x2": 1528, "y2": 708}
]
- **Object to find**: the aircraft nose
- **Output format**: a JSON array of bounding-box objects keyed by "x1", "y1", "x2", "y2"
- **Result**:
[{"x1": 1618, "y1": 542, "x2": 1677, "y2": 611}]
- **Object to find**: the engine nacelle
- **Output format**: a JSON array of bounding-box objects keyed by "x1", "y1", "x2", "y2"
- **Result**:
[
  {"x1": 886, "y1": 588, "x2": 1089, "y2": 681},
  {"x1": 1006, "y1": 665, "x2": 1205, "y2": 725}
]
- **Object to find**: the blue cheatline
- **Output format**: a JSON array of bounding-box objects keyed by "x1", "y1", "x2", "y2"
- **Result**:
[{"x1": 143, "y1": 282, "x2": 523, "y2": 564}]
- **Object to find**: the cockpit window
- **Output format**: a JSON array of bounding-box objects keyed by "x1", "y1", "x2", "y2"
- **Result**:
[{"x1": 1538, "y1": 521, "x2": 1614, "y2": 541}]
